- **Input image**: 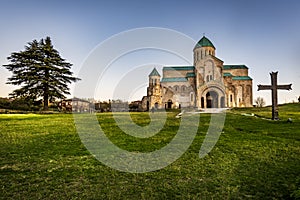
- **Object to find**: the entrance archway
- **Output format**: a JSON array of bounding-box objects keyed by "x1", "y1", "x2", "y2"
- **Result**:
[
  {"x1": 167, "y1": 100, "x2": 173, "y2": 109},
  {"x1": 201, "y1": 97, "x2": 204, "y2": 108},
  {"x1": 206, "y1": 91, "x2": 218, "y2": 108}
]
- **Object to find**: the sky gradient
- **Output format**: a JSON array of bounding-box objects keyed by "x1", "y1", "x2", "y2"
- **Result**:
[{"x1": 0, "y1": 0, "x2": 299, "y2": 105}]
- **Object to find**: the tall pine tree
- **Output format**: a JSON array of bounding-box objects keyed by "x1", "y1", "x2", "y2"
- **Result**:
[{"x1": 3, "y1": 36, "x2": 80, "y2": 110}]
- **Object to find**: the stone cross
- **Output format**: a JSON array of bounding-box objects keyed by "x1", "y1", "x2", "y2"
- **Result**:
[{"x1": 257, "y1": 71, "x2": 292, "y2": 120}]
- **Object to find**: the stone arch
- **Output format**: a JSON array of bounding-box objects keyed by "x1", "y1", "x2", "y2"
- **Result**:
[
  {"x1": 199, "y1": 85, "x2": 225, "y2": 108},
  {"x1": 206, "y1": 91, "x2": 218, "y2": 108}
]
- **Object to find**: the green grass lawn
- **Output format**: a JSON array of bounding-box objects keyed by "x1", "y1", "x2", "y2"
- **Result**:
[{"x1": 1, "y1": 104, "x2": 300, "y2": 199}]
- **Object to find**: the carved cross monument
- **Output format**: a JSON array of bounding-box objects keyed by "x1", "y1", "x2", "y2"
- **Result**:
[{"x1": 258, "y1": 71, "x2": 292, "y2": 120}]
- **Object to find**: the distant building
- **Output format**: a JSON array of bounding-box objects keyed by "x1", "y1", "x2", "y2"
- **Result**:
[
  {"x1": 59, "y1": 97, "x2": 93, "y2": 112},
  {"x1": 142, "y1": 36, "x2": 253, "y2": 110},
  {"x1": 111, "y1": 100, "x2": 129, "y2": 112}
]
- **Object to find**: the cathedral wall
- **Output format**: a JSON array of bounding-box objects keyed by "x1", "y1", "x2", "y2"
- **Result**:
[
  {"x1": 161, "y1": 82, "x2": 195, "y2": 108},
  {"x1": 229, "y1": 80, "x2": 253, "y2": 107},
  {"x1": 163, "y1": 69, "x2": 193, "y2": 78},
  {"x1": 144, "y1": 36, "x2": 253, "y2": 110},
  {"x1": 223, "y1": 68, "x2": 248, "y2": 76}
]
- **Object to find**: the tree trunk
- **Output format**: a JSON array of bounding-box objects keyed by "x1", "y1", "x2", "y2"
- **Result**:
[
  {"x1": 43, "y1": 92, "x2": 49, "y2": 111},
  {"x1": 43, "y1": 69, "x2": 50, "y2": 111}
]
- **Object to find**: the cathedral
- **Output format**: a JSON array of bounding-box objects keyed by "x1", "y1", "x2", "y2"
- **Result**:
[{"x1": 141, "y1": 36, "x2": 253, "y2": 110}]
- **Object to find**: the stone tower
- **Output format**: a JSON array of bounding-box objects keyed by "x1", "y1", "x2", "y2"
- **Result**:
[
  {"x1": 194, "y1": 36, "x2": 225, "y2": 108},
  {"x1": 193, "y1": 36, "x2": 216, "y2": 66},
  {"x1": 147, "y1": 68, "x2": 162, "y2": 109},
  {"x1": 193, "y1": 36, "x2": 223, "y2": 83}
]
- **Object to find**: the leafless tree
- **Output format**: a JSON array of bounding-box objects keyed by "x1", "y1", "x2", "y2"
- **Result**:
[{"x1": 255, "y1": 97, "x2": 266, "y2": 107}]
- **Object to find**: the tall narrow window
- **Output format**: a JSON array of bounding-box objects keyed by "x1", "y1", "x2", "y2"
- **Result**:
[
  {"x1": 175, "y1": 86, "x2": 178, "y2": 92},
  {"x1": 230, "y1": 95, "x2": 233, "y2": 102}
]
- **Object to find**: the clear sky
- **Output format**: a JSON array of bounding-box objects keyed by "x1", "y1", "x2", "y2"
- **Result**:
[{"x1": 0, "y1": 0, "x2": 299, "y2": 105}]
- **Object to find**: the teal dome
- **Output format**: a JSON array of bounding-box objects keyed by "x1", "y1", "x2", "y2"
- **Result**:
[{"x1": 195, "y1": 36, "x2": 215, "y2": 49}]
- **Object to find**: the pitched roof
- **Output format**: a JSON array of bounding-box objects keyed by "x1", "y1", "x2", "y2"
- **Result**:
[
  {"x1": 195, "y1": 36, "x2": 215, "y2": 49},
  {"x1": 163, "y1": 66, "x2": 195, "y2": 71},
  {"x1": 223, "y1": 65, "x2": 248, "y2": 70},
  {"x1": 186, "y1": 72, "x2": 196, "y2": 77},
  {"x1": 223, "y1": 72, "x2": 233, "y2": 77},
  {"x1": 232, "y1": 76, "x2": 252, "y2": 80},
  {"x1": 149, "y1": 68, "x2": 160, "y2": 77},
  {"x1": 161, "y1": 77, "x2": 188, "y2": 82}
]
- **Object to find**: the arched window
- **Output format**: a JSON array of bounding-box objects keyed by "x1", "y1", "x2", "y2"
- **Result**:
[{"x1": 174, "y1": 85, "x2": 179, "y2": 92}]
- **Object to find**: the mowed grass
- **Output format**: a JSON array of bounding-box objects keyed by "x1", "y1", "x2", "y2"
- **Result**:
[{"x1": 0, "y1": 104, "x2": 300, "y2": 199}]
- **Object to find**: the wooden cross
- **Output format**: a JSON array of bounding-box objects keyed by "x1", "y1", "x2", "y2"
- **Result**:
[{"x1": 257, "y1": 71, "x2": 292, "y2": 120}]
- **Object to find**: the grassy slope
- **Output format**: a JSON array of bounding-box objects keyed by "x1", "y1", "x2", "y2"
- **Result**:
[{"x1": 0, "y1": 104, "x2": 300, "y2": 199}]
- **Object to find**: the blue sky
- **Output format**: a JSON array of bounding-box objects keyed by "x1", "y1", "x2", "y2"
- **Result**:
[{"x1": 0, "y1": 0, "x2": 299, "y2": 105}]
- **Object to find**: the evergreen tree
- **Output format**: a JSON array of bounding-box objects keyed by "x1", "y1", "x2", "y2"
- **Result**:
[{"x1": 3, "y1": 36, "x2": 80, "y2": 110}]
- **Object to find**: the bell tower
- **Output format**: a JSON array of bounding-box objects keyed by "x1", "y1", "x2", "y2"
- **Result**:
[
  {"x1": 193, "y1": 36, "x2": 216, "y2": 66},
  {"x1": 147, "y1": 68, "x2": 162, "y2": 109},
  {"x1": 194, "y1": 36, "x2": 224, "y2": 108}
]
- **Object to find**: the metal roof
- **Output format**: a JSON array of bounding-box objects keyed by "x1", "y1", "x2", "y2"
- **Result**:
[
  {"x1": 149, "y1": 68, "x2": 160, "y2": 77},
  {"x1": 195, "y1": 36, "x2": 215, "y2": 49},
  {"x1": 163, "y1": 66, "x2": 195, "y2": 71},
  {"x1": 161, "y1": 77, "x2": 188, "y2": 82},
  {"x1": 223, "y1": 65, "x2": 248, "y2": 70},
  {"x1": 232, "y1": 76, "x2": 252, "y2": 80},
  {"x1": 186, "y1": 72, "x2": 196, "y2": 77},
  {"x1": 223, "y1": 72, "x2": 233, "y2": 77}
]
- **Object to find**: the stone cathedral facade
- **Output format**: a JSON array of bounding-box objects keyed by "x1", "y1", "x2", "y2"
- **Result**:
[{"x1": 141, "y1": 36, "x2": 253, "y2": 110}]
